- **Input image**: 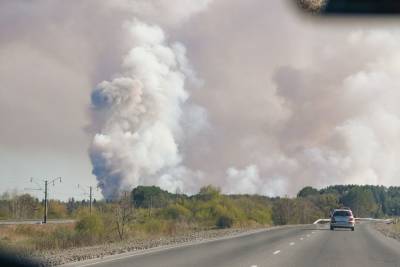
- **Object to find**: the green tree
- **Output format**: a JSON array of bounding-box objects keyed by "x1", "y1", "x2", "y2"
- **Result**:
[
  {"x1": 341, "y1": 187, "x2": 378, "y2": 217},
  {"x1": 297, "y1": 186, "x2": 319, "y2": 198},
  {"x1": 132, "y1": 186, "x2": 172, "y2": 209},
  {"x1": 197, "y1": 185, "x2": 221, "y2": 201}
]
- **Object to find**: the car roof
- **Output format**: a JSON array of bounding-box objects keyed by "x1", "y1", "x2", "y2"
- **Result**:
[{"x1": 333, "y1": 209, "x2": 353, "y2": 213}]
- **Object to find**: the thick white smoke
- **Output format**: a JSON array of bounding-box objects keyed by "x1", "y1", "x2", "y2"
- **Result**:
[
  {"x1": 90, "y1": 20, "x2": 199, "y2": 199},
  {"x1": 107, "y1": 0, "x2": 214, "y2": 26},
  {"x1": 270, "y1": 29, "x2": 400, "y2": 192},
  {"x1": 217, "y1": 28, "x2": 400, "y2": 196},
  {"x1": 87, "y1": 0, "x2": 214, "y2": 199},
  {"x1": 224, "y1": 165, "x2": 287, "y2": 196}
]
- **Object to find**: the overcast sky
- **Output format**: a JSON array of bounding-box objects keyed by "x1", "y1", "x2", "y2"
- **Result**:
[{"x1": 1, "y1": 0, "x2": 400, "y2": 200}]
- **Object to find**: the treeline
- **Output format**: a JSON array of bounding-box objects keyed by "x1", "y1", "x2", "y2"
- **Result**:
[
  {"x1": 131, "y1": 185, "x2": 273, "y2": 229},
  {"x1": 318, "y1": 184, "x2": 400, "y2": 217},
  {"x1": 272, "y1": 184, "x2": 400, "y2": 223},
  {"x1": 1, "y1": 184, "x2": 399, "y2": 224},
  {"x1": 0, "y1": 192, "x2": 95, "y2": 220},
  {"x1": 130, "y1": 184, "x2": 400, "y2": 226}
]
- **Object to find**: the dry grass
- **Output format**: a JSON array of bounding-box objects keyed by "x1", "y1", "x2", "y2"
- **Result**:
[
  {"x1": 374, "y1": 221, "x2": 400, "y2": 242},
  {"x1": 0, "y1": 223, "x2": 76, "y2": 251},
  {"x1": 0, "y1": 220, "x2": 196, "y2": 253},
  {"x1": 392, "y1": 223, "x2": 400, "y2": 233}
]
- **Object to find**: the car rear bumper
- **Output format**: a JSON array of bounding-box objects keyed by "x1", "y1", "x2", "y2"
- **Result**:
[{"x1": 330, "y1": 222, "x2": 355, "y2": 228}]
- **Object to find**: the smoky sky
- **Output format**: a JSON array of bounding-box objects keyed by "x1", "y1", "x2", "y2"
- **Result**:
[{"x1": 1, "y1": 0, "x2": 400, "y2": 199}]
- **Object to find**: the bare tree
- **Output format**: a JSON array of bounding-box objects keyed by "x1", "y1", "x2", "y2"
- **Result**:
[{"x1": 114, "y1": 192, "x2": 134, "y2": 241}]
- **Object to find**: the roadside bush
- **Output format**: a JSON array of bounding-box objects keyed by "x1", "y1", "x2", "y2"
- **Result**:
[
  {"x1": 142, "y1": 218, "x2": 166, "y2": 235},
  {"x1": 249, "y1": 209, "x2": 272, "y2": 225},
  {"x1": 75, "y1": 214, "x2": 104, "y2": 243},
  {"x1": 162, "y1": 204, "x2": 191, "y2": 221},
  {"x1": 32, "y1": 226, "x2": 76, "y2": 250},
  {"x1": 216, "y1": 215, "x2": 234, "y2": 229},
  {"x1": 51, "y1": 226, "x2": 75, "y2": 248}
]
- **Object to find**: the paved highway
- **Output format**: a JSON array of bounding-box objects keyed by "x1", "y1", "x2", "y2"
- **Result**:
[{"x1": 67, "y1": 223, "x2": 400, "y2": 267}]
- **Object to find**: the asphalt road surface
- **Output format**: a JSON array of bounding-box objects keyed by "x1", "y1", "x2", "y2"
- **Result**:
[{"x1": 69, "y1": 223, "x2": 400, "y2": 267}]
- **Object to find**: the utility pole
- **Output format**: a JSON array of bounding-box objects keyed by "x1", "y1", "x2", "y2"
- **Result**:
[
  {"x1": 149, "y1": 195, "x2": 153, "y2": 217},
  {"x1": 285, "y1": 195, "x2": 290, "y2": 225},
  {"x1": 44, "y1": 180, "x2": 48, "y2": 224},
  {"x1": 89, "y1": 186, "x2": 93, "y2": 215},
  {"x1": 78, "y1": 184, "x2": 97, "y2": 215},
  {"x1": 27, "y1": 177, "x2": 61, "y2": 224}
]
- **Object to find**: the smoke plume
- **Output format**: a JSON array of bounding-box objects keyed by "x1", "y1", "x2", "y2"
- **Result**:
[{"x1": 89, "y1": 1, "x2": 213, "y2": 199}]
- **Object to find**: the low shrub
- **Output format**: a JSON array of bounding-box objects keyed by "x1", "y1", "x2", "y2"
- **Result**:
[
  {"x1": 216, "y1": 215, "x2": 234, "y2": 229},
  {"x1": 142, "y1": 218, "x2": 165, "y2": 235},
  {"x1": 75, "y1": 214, "x2": 104, "y2": 243},
  {"x1": 162, "y1": 204, "x2": 191, "y2": 221},
  {"x1": 51, "y1": 226, "x2": 75, "y2": 248}
]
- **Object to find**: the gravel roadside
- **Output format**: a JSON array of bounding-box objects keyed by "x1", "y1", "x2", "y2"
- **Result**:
[
  {"x1": 374, "y1": 222, "x2": 400, "y2": 242},
  {"x1": 33, "y1": 227, "x2": 270, "y2": 266}
]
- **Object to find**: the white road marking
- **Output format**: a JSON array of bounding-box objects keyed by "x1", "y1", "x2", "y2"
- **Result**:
[
  {"x1": 289, "y1": 242, "x2": 295, "y2": 246},
  {"x1": 311, "y1": 231, "x2": 315, "y2": 234},
  {"x1": 251, "y1": 265, "x2": 258, "y2": 267},
  {"x1": 307, "y1": 234, "x2": 310, "y2": 237},
  {"x1": 300, "y1": 237, "x2": 304, "y2": 240},
  {"x1": 273, "y1": 250, "x2": 281, "y2": 255}
]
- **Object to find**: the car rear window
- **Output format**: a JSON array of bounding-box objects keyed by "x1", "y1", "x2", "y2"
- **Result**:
[{"x1": 333, "y1": 210, "x2": 351, "y2": 217}]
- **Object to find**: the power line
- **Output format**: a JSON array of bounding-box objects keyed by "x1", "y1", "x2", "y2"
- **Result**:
[
  {"x1": 77, "y1": 184, "x2": 99, "y2": 215},
  {"x1": 26, "y1": 177, "x2": 62, "y2": 223}
]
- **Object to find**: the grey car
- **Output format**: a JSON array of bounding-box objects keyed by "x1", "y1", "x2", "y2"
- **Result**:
[{"x1": 330, "y1": 209, "x2": 355, "y2": 231}]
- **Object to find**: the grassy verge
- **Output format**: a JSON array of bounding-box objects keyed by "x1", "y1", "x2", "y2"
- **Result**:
[{"x1": 0, "y1": 217, "x2": 268, "y2": 254}]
